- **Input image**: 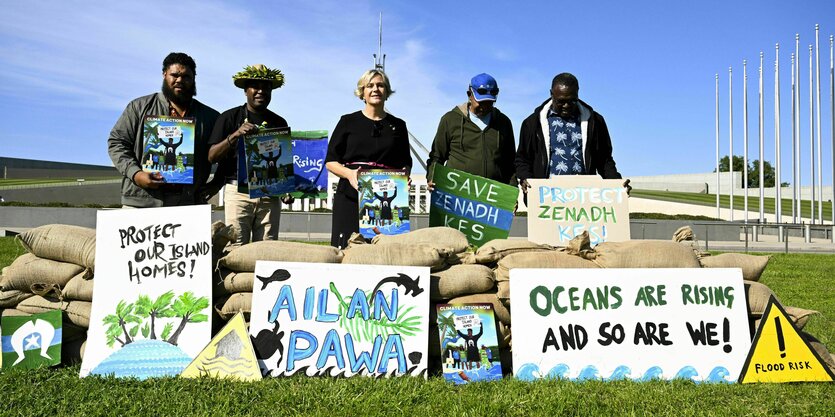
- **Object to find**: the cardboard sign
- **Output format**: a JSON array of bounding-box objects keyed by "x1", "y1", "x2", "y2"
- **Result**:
[
  {"x1": 243, "y1": 128, "x2": 295, "y2": 198},
  {"x1": 527, "y1": 176, "x2": 629, "y2": 246},
  {"x1": 358, "y1": 169, "x2": 410, "y2": 238},
  {"x1": 739, "y1": 296, "x2": 834, "y2": 383},
  {"x1": 81, "y1": 206, "x2": 212, "y2": 379},
  {"x1": 291, "y1": 131, "x2": 328, "y2": 198},
  {"x1": 249, "y1": 261, "x2": 429, "y2": 378},
  {"x1": 429, "y1": 165, "x2": 518, "y2": 247},
  {"x1": 510, "y1": 268, "x2": 750, "y2": 382},
  {"x1": 180, "y1": 312, "x2": 261, "y2": 381},
  {"x1": 1, "y1": 310, "x2": 62, "y2": 369},
  {"x1": 436, "y1": 304, "x2": 503, "y2": 384},
  {"x1": 142, "y1": 116, "x2": 196, "y2": 184}
]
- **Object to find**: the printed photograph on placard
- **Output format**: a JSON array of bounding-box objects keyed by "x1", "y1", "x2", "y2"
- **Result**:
[
  {"x1": 290, "y1": 130, "x2": 328, "y2": 199},
  {"x1": 358, "y1": 169, "x2": 410, "y2": 238},
  {"x1": 243, "y1": 128, "x2": 294, "y2": 198},
  {"x1": 436, "y1": 303, "x2": 503, "y2": 384},
  {"x1": 142, "y1": 116, "x2": 196, "y2": 184}
]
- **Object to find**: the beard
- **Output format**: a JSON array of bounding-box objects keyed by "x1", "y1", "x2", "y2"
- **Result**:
[{"x1": 161, "y1": 80, "x2": 196, "y2": 107}]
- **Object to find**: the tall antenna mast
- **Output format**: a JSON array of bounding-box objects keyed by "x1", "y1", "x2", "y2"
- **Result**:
[{"x1": 373, "y1": 13, "x2": 386, "y2": 71}]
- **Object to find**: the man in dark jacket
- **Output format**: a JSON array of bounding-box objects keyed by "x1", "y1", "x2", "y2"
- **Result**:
[
  {"x1": 515, "y1": 73, "x2": 629, "y2": 195},
  {"x1": 108, "y1": 52, "x2": 219, "y2": 207},
  {"x1": 427, "y1": 73, "x2": 516, "y2": 185}
]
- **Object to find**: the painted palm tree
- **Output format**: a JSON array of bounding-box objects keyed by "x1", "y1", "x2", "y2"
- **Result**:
[
  {"x1": 437, "y1": 312, "x2": 459, "y2": 350},
  {"x1": 358, "y1": 176, "x2": 375, "y2": 204},
  {"x1": 102, "y1": 300, "x2": 139, "y2": 347},
  {"x1": 134, "y1": 291, "x2": 175, "y2": 340},
  {"x1": 166, "y1": 292, "x2": 209, "y2": 346}
]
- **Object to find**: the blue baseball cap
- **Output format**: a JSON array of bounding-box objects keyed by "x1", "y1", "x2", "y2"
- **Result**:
[{"x1": 469, "y1": 73, "x2": 499, "y2": 101}]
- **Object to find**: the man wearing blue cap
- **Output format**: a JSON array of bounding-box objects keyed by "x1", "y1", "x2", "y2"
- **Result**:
[
  {"x1": 426, "y1": 73, "x2": 516, "y2": 185},
  {"x1": 515, "y1": 73, "x2": 629, "y2": 194}
]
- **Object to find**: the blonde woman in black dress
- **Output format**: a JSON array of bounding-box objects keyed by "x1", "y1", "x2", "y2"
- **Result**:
[{"x1": 325, "y1": 69, "x2": 412, "y2": 248}]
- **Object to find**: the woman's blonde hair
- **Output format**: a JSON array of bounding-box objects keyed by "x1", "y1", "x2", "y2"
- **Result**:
[{"x1": 354, "y1": 69, "x2": 394, "y2": 100}]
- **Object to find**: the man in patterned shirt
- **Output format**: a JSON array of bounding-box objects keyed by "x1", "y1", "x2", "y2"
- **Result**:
[{"x1": 514, "y1": 73, "x2": 630, "y2": 196}]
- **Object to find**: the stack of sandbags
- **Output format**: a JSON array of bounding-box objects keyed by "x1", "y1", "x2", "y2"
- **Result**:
[
  {"x1": 342, "y1": 227, "x2": 471, "y2": 270},
  {"x1": 213, "y1": 240, "x2": 343, "y2": 323},
  {"x1": 0, "y1": 224, "x2": 96, "y2": 363}
]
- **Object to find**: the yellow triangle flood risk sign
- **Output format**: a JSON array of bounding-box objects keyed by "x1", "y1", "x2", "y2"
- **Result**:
[
  {"x1": 739, "y1": 296, "x2": 834, "y2": 383},
  {"x1": 180, "y1": 312, "x2": 262, "y2": 381}
]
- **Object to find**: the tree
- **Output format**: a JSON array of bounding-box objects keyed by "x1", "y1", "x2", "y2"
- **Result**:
[
  {"x1": 133, "y1": 291, "x2": 175, "y2": 340},
  {"x1": 166, "y1": 292, "x2": 209, "y2": 346},
  {"x1": 102, "y1": 300, "x2": 140, "y2": 347},
  {"x1": 716, "y1": 155, "x2": 787, "y2": 188}
]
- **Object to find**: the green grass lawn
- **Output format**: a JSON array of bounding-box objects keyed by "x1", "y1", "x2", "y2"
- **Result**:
[
  {"x1": 0, "y1": 238, "x2": 833, "y2": 416},
  {"x1": 633, "y1": 189, "x2": 833, "y2": 222}
]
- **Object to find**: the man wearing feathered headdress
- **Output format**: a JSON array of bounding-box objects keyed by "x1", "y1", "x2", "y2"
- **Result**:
[{"x1": 208, "y1": 64, "x2": 293, "y2": 244}]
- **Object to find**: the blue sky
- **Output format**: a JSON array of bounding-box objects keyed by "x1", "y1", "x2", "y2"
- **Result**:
[{"x1": 1, "y1": 0, "x2": 833, "y2": 183}]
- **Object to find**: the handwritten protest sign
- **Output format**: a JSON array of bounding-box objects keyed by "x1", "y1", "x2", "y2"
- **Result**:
[
  {"x1": 358, "y1": 170, "x2": 410, "y2": 238},
  {"x1": 511, "y1": 268, "x2": 750, "y2": 382},
  {"x1": 81, "y1": 206, "x2": 212, "y2": 379},
  {"x1": 249, "y1": 261, "x2": 429, "y2": 378},
  {"x1": 430, "y1": 165, "x2": 518, "y2": 247},
  {"x1": 291, "y1": 131, "x2": 328, "y2": 198},
  {"x1": 527, "y1": 177, "x2": 629, "y2": 246}
]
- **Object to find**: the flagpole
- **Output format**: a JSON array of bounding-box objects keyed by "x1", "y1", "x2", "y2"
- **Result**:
[
  {"x1": 815, "y1": 25, "x2": 823, "y2": 222},
  {"x1": 759, "y1": 52, "x2": 765, "y2": 224},
  {"x1": 810, "y1": 44, "x2": 815, "y2": 224},
  {"x1": 744, "y1": 60, "x2": 749, "y2": 223},
  {"x1": 775, "y1": 44, "x2": 782, "y2": 224},
  {"x1": 715, "y1": 74, "x2": 721, "y2": 219},
  {"x1": 830, "y1": 35, "x2": 834, "y2": 227},
  {"x1": 791, "y1": 52, "x2": 797, "y2": 223},
  {"x1": 729, "y1": 66, "x2": 735, "y2": 221},
  {"x1": 795, "y1": 34, "x2": 802, "y2": 223}
]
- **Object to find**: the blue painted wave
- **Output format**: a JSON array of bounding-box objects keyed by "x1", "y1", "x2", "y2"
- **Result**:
[
  {"x1": 607, "y1": 365, "x2": 632, "y2": 380},
  {"x1": 640, "y1": 366, "x2": 664, "y2": 381},
  {"x1": 577, "y1": 365, "x2": 601, "y2": 381},
  {"x1": 546, "y1": 363, "x2": 570, "y2": 379},
  {"x1": 705, "y1": 366, "x2": 734, "y2": 383},
  {"x1": 674, "y1": 366, "x2": 699, "y2": 381},
  {"x1": 515, "y1": 363, "x2": 541, "y2": 381}
]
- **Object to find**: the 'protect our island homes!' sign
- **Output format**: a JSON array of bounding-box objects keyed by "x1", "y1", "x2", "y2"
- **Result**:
[
  {"x1": 81, "y1": 206, "x2": 212, "y2": 379},
  {"x1": 527, "y1": 176, "x2": 629, "y2": 246},
  {"x1": 510, "y1": 268, "x2": 751, "y2": 382},
  {"x1": 430, "y1": 165, "x2": 518, "y2": 247},
  {"x1": 249, "y1": 261, "x2": 429, "y2": 378}
]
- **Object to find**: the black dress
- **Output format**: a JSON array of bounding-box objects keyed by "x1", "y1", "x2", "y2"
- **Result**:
[{"x1": 325, "y1": 111, "x2": 412, "y2": 248}]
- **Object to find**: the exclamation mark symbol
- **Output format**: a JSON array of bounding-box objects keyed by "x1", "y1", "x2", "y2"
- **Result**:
[
  {"x1": 774, "y1": 317, "x2": 786, "y2": 358},
  {"x1": 189, "y1": 259, "x2": 196, "y2": 278},
  {"x1": 722, "y1": 318, "x2": 732, "y2": 353}
]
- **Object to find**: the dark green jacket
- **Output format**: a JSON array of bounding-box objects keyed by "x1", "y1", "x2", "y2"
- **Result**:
[{"x1": 426, "y1": 103, "x2": 516, "y2": 185}]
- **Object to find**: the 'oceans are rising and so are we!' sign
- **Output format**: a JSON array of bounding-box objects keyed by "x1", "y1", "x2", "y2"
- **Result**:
[
  {"x1": 527, "y1": 176, "x2": 629, "y2": 246},
  {"x1": 249, "y1": 261, "x2": 430, "y2": 378},
  {"x1": 510, "y1": 268, "x2": 751, "y2": 382}
]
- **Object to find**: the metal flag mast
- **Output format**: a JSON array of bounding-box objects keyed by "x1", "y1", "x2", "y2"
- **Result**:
[
  {"x1": 743, "y1": 61, "x2": 749, "y2": 223},
  {"x1": 374, "y1": 13, "x2": 430, "y2": 172}
]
